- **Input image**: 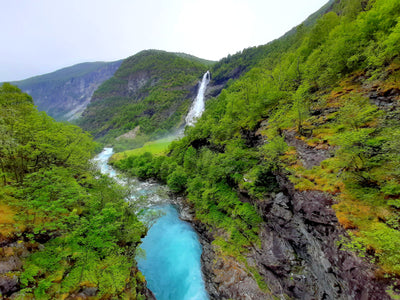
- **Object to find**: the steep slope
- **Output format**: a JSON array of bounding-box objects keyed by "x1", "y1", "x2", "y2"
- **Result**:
[
  {"x1": 12, "y1": 60, "x2": 122, "y2": 120},
  {"x1": 209, "y1": 0, "x2": 336, "y2": 88},
  {"x1": 77, "y1": 50, "x2": 212, "y2": 144},
  {"x1": 113, "y1": 0, "x2": 400, "y2": 298},
  {"x1": 0, "y1": 84, "x2": 151, "y2": 299}
]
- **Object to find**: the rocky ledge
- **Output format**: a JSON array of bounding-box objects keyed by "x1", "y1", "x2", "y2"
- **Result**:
[
  {"x1": 179, "y1": 172, "x2": 391, "y2": 299},
  {"x1": 179, "y1": 198, "x2": 273, "y2": 300},
  {"x1": 249, "y1": 173, "x2": 390, "y2": 299}
]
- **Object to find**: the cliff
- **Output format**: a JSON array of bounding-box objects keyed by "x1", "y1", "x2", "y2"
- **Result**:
[{"x1": 12, "y1": 60, "x2": 122, "y2": 120}]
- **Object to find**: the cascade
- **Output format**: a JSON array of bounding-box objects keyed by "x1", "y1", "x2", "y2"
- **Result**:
[{"x1": 185, "y1": 71, "x2": 210, "y2": 127}]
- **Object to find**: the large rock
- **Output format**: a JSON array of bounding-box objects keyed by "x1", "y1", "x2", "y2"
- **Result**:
[
  {"x1": 284, "y1": 130, "x2": 332, "y2": 169},
  {"x1": 0, "y1": 274, "x2": 19, "y2": 296},
  {"x1": 0, "y1": 242, "x2": 27, "y2": 298}
]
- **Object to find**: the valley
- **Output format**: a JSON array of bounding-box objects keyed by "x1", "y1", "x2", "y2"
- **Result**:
[{"x1": 1, "y1": 0, "x2": 400, "y2": 299}]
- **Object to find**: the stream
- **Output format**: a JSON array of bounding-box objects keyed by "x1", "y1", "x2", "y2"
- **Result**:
[{"x1": 94, "y1": 148, "x2": 209, "y2": 300}]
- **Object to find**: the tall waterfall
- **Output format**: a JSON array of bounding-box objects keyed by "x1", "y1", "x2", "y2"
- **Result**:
[{"x1": 185, "y1": 71, "x2": 210, "y2": 127}]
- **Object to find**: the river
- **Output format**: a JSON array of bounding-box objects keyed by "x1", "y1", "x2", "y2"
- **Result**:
[{"x1": 94, "y1": 147, "x2": 209, "y2": 300}]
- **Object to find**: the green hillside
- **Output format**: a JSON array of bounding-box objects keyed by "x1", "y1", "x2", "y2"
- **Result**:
[
  {"x1": 0, "y1": 84, "x2": 148, "y2": 299},
  {"x1": 210, "y1": 0, "x2": 336, "y2": 85},
  {"x1": 15, "y1": 62, "x2": 114, "y2": 84},
  {"x1": 77, "y1": 50, "x2": 211, "y2": 148},
  {"x1": 113, "y1": 0, "x2": 400, "y2": 297},
  {"x1": 11, "y1": 60, "x2": 122, "y2": 120}
]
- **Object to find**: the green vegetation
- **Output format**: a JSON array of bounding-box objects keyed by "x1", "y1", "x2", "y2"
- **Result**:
[
  {"x1": 173, "y1": 52, "x2": 216, "y2": 67},
  {"x1": 3, "y1": 0, "x2": 400, "y2": 296},
  {"x1": 77, "y1": 50, "x2": 211, "y2": 147},
  {"x1": 0, "y1": 84, "x2": 147, "y2": 299},
  {"x1": 210, "y1": 0, "x2": 335, "y2": 85},
  {"x1": 113, "y1": 138, "x2": 268, "y2": 257},
  {"x1": 111, "y1": 136, "x2": 174, "y2": 161},
  {"x1": 113, "y1": 0, "x2": 400, "y2": 285}
]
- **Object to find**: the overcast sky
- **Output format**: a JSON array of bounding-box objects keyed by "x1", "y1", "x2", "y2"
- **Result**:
[{"x1": 1, "y1": 0, "x2": 328, "y2": 82}]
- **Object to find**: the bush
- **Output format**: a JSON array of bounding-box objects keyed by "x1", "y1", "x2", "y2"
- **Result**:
[{"x1": 167, "y1": 166, "x2": 188, "y2": 192}]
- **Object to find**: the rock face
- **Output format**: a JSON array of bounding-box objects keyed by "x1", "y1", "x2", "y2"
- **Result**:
[
  {"x1": 178, "y1": 202, "x2": 271, "y2": 300},
  {"x1": 116, "y1": 126, "x2": 140, "y2": 140},
  {"x1": 250, "y1": 175, "x2": 389, "y2": 299},
  {"x1": 180, "y1": 141, "x2": 389, "y2": 300},
  {"x1": 191, "y1": 220, "x2": 272, "y2": 300},
  {"x1": 369, "y1": 86, "x2": 400, "y2": 110},
  {"x1": 0, "y1": 241, "x2": 30, "y2": 298},
  {"x1": 12, "y1": 60, "x2": 122, "y2": 121},
  {"x1": 189, "y1": 173, "x2": 389, "y2": 300},
  {"x1": 284, "y1": 130, "x2": 332, "y2": 169}
]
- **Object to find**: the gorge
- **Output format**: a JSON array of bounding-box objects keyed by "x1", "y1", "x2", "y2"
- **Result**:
[
  {"x1": 93, "y1": 69, "x2": 213, "y2": 299},
  {"x1": 1, "y1": 0, "x2": 400, "y2": 299},
  {"x1": 95, "y1": 148, "x2": 208, "y2": 300}
]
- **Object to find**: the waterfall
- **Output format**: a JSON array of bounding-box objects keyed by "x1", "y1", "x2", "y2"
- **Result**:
[{"x1": 185, "y1": 71, "x2": 210, "y2": 127}]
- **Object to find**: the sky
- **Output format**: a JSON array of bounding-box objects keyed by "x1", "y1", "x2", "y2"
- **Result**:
[{"x1": 1, "y1": 0, "x2": 328, "y2": 82}]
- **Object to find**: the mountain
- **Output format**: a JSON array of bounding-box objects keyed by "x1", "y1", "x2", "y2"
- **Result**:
[
  {"x1": 210, "y1": 0, "x2": 336, "y2": 87},
  {"x1": 77, "y1": 50, "x2": 213, "y2": 146},
  {"x1": 2, "y1": 0, "x2": 400, "y2": 298},
  {"x1": 11, "y1": 60, "x2": 122, "y2": 120},
  {"x1": 113, "y1": 0, "x2": 400, "y2": 298}
]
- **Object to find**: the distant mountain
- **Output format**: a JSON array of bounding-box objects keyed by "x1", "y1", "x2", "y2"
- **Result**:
[
  {"x1": 12, "y1": 60, "x2": 122, "y2": 120},
  {"x1": 78, "y1": 50, "x2": 212, "y2": 143}
]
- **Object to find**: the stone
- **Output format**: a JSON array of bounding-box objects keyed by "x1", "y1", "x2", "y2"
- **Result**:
[
  {"x1": 284, "y1": 130, "x2": 332, "y2": 169},
  {"x1": 0, "y1": 274, "x2": 19, "y2": 297}
]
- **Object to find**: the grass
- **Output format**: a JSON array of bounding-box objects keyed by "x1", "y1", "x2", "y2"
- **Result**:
[{"x1": 111, "y1": 136, "x2": 175, "y2": 161}]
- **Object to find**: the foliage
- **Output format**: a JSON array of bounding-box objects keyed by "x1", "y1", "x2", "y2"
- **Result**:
[
  {"x1": 114, "y1": 138, "x2": 265, "y2": 257},
  {"x1": 0, "y1": 84, "x2": 147, "y2": 298},
  {"x1": 114, "y1": 0, "x2": 400, "y2": 283},
  {"x1": 77, "y1": 50, "x2": 209, "y2": 143}
]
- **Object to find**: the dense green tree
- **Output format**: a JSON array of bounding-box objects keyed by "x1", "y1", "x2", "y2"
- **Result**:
[
  {"x1": 0, "y1": 84, "x2": 147, "y2": 299},
  {"x1": 113, "y1": 0, "x2": 400, "y2": 282}
]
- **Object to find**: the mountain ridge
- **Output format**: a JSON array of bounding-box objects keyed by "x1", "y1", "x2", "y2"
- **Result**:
[
  {"x1": 77, "y1": 50, "x2": 212, "y2": 149},
  {"x1": 10, "y1": 60, "x2": 122, "y2": 120}
]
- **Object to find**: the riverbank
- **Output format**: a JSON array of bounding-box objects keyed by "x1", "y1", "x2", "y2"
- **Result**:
[{"x1": 98, "y1": 148, "x2": 209, "y2": 300}]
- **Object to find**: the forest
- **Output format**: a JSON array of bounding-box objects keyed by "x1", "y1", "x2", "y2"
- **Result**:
[
  {"x1": 113, "y1": 0, "x2": 400, "y2": 288},
  {"x1": 0, "y1": 84, "x2": 148, "y2": 299},
  {"x1": 77, "y1": 50, "x2": 210, "y2": 150},
  {"x1": 2, "y1": 0, "x2": 400, "y2": 298}
]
